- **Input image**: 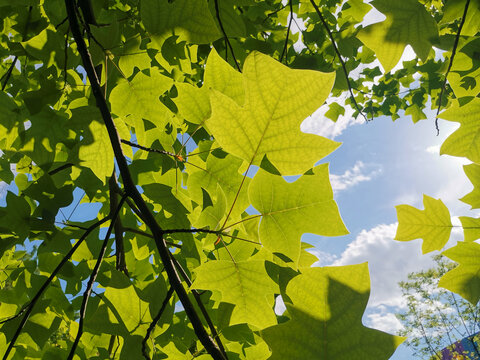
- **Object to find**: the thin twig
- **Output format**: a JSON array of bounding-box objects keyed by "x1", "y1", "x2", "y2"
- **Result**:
[
  {"x1": 2, "y1": 217, "x2": 109, "y2": 359},
  {"x1": 309, "y1": 0, "x2": 367, "y2": 122},
  {"x1": 67, "y1": 195, "x2": 127, "y2": 359},
  {"x1": 141, "y1": 287, "x2": 175, "y2": 360},
  {"x1": 163, "y1": 228, "x2": 261, "y2": 245},
  {"x1": 123, "y1": 226, "x2": 182, "y2": 248},
  {"x1": 1, "y1": 6, "x2": 32, "y2": 91},
  {"x1": 435, "y1": 0, "x2": 470, "y2": 135},
  {"x1": 280, "y1": 0, "x2": 293, "y2": 64},
  {"x1": 65, "y1": 2, "x2": 225, "y2": 358},
  {"x1": 121, "y1": 139, "x2": 184, "y2": 162},
  {"x1": 213, "y1": 0, "x2": 241, "y2": 72}
]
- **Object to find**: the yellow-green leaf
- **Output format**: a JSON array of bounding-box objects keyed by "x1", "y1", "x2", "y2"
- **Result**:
[
  {"x1": 249, "y1": 164, "x2": 348, "y2": 266},
  {"x1": 208, "y1": 51, "x2": 339, "y2": 175},
  {"x1": 191, "y1": 259, "x2": 278, "y2": 329},
  {"x1": 358, "y1": 0, "x2": 438, "y2": 73},
  {"x1": 439, "y1": 242, "x2": 480, "y2": 304},
  {"x1": 460, "y1": 163, "x2": 480, "y2": 208},
  {"x1": 262, "y1": 264, "x2": 404, "y2": 359},
  {"x1": 78, "y1": 120, "x2": 114, "y2": 183},
  {"x1": 395, "y1": 194, "x2": 452, "y2": 253},
  {"x1": 439, "y1": 99, "x2": 480, "y2": 163}
]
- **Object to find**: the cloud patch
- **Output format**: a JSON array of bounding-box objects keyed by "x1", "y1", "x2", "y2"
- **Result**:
[{"x1": 330, "y1": 160, "x2": 382, "y2": 192}]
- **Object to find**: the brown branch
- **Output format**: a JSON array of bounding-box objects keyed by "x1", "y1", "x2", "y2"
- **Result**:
[
  {"x1": 121, "y1": 139, "x2": 184, "y2": 162},
  {"x1": 64, "y1": 2, "x2": 225, "y2": 358},
  {"x1": 67, "y1": 195, "x2": 127, "y2": 359},
  {"x1": 2, "y1": 216, "x2": 109, "y2": 359},
  {"x1": 435, "y1": 0, "x2": 471, "y2": 135},
  {"x1": 309, "y1": 0, "x2": 368, "y2": 122},
  {"x1": 280, "y1": 0, "x2": 293, "y2": 64},
  {"x1": 109, "y1": 173, "x2": 129, "y2": 276},
  {"x1": 169, "y1": 254, "x2": 227, "y2": 357},
  {"x1": 213, "y1": 0, "x2": 241, "y2": 72},
  {"x1": 142, "y1": 287, "x2": 175, "y2": 360}
]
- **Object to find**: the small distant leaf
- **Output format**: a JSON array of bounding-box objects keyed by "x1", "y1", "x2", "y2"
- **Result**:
[
  {"x1": 438, "y1": 99, "x2": 480, "y2": 163},
  {"x1": 325, "y1": 102, "x2": 345, "y2": 122},
  {"x1": 208, "y1": 51, "x2": 339, "y2": 175},
  {"x1": 358, "y1": 0, "x2": 438, "y2": 72},
  {"x1": 395, "y1": 194, "x2": 452, "y2": 254},
  {"x1": 460, "y1": 163, "x2": 480, "y2": 209},
  {"x1": 249, "y1": 164, "x2": 348, "y2": 266},
  {"x1": 191, "y1": 259, "x2": 278, "y2": 329},
  {"x1": 439, "y1": 242, "x2": 480, "y2": 304},
  {"x1": 262, "y1": 264, "x2": 404, "y2": 359},
  {"x1": 405, "y1": 104, "x2": 427, "y2": 123}
]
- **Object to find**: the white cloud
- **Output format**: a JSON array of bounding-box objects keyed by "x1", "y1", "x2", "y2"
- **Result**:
[
  {"x1": 308, "y1": 249, "x2": 338, "y2": 267},
  {"x1": 365, "y1": 305, "x2": 404, "y2": 334},
  {"x1": 330, "y1": 160, "x2": 382, "y2": 191},
  {"x1": 301, "y1": 93, "x2": 363, "y2": 139},
  {"x1": 426, "y1": 145, "x2": 440, "y2": 154}
]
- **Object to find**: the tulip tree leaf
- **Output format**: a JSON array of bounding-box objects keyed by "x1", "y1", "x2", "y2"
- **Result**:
[
  {"x1": 191, "y1": 259, "x2": 278, "y2": 329},
  {"x1": 109, "y1": 70, "x2": 173, "y2": 124},
  {"x1": 459, "y1": 216, "x2": 480, "y2": 242},
  {"x1": 207, "y1": 51, "x2": 340, "y2": 175},
  {"x1": 395, "y1": 194, "x2": 452, "y2": 254},
  {"x1": 460, "y1": 163, "x2": 480, "y2": 209},
  {"x1": 249, "y1": 164, "x2": 348, "y2": 266},
  {"x1": 439, "y1": 242, "x2": 480, "y2": 304},
  {"x1": 438, "y1": 99, "x2": 480, "y2": 164},
  {"x1": 358, "y1": 0, "x2": 438, "y2": 73},
  {"x1": 262, "y1": 264, "x2": 405, "y2": 359},
  {"x1": 78, "y1": 120, "x2": 114, "y2": 183},
  {"x1": 141, "y1": 0, "x2": 221, "y2": 45},
  {"x1": 174, "y1": 48, "x2": 244, "y2": 124}
]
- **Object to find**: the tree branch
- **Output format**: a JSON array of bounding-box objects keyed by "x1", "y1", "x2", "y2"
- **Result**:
[
  {"x1": 67, "y1": 195, "x2": 127, "y2": 359},
  {"x1": 2, "y1": 216, "x2": 109, "y2": 359},
  {"x1": 213, "y1": 0, "x2": 241, "y2": 72},
  {"x1": 169, "y1": 254, "x2": 227, "y2": 357},
  {"x1": 64, "y1": 2, "x2": 225, "y2": 358},
  {"x1": 309, "y1": 0, "x2": 368, "y2": 122},
  {"x1": 142, "y1": 286, "x2": 175, "y2": 360},
  {"x1": 109, "y1": 173, "x2": 129, "y2": 276},
  {"x1": 435, "y1": 0, "x2": 470, "y2": 135},
  {"x1": 280, "y1": 0, "x2": 293, "y2": 64}
]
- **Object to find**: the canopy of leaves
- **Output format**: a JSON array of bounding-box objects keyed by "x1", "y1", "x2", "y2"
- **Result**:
[{"x1": 0, "y1": 0, "x2": 479, "y2": 359}]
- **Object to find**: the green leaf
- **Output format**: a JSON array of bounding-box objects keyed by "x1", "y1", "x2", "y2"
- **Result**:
[
  {"x1": 249, "y1": 164, "x2": 348, "y2": 266},
  {"x1": 358, "y1": 0, "x2": 438, "y2": 72},
  {"x1": 404, "y1": 104, "x2": 427, "y2": 123},
  {"x1": 78, "y1": 120, "x2": 114, "y2": 183},
  {"x1": 395, "y1": 194, "x2": 452, "y2": 254},
  {"x1": 174, "y1": 48, "x2": 244, "y2": 125},
  {"x1": 459, "y1": 216, "x2": 480, "y2": 242},
  {"x1": 438, "y1": 99, "x2": 480, "y2": 163},
  {"x1": 109, "y1": 70, "x2": 173, "y2": 123},
  {"x1": 460, "y1": 163, "x2": 480, "y2": 208},
  {"x1": 191, "y1": 259, "x2": 278, "y2": 329},
  {"x1": 208, "y1": 51, "x2": 340, "y2": 175},
  {"x1": 440, "y1": 0, "x2": 480, "y2": 37},
  {"x1": 262, "y1": 264, "x2": 404, "y2": 359},
  {"x1": 325, "y1": 102, "x2": 345, "y2": 122},
  {"x1": 141, "y1": 0, "x2": 221, "y2": 45},
  {"x1": 439, "y1": 242, "x2": 480, "y2": 304}
]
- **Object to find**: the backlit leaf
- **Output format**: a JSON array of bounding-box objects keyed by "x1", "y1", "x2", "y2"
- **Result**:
[{"x1": 395, "y1": 194, "x2": 452, "y2": 253}]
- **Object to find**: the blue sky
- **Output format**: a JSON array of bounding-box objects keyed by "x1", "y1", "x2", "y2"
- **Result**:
[{"x1": 300, "y1": 102, "x2": 474, "y2": 358}]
